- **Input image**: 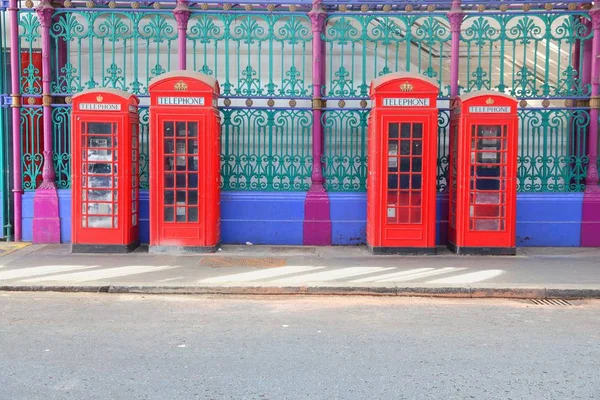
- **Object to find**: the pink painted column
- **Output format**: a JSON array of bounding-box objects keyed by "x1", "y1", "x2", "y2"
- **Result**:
[
  {"x1": 447, "y1": 0, "x2": 463, "y2": 99},
  {"x1": 9, "y1": 0, "x2": 22, "y2": 241},
  {"x1": 33, "y1": 0, "x2": 61, "y2": 243},
  {"x1": 581, "y1": 5, "x2": 600, "y2": 246},
  {"x1": 304, "y1": 0, "x2": 331, "y2": 245},
  {"x1": 173, "y1": 0, "x2": 190, "y2": 70}
]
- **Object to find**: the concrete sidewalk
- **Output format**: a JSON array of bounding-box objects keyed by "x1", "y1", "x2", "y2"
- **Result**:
[{"x1": 0, "y1": 244, "x2": 599, "y2": 298}]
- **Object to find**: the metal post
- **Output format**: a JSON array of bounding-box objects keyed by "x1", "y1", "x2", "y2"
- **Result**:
[
  {"x1": 304, "y1": 0, "x2": 331, "y2": 245},
  {"x1": 9, "y1": 0, "x2": 22, "y2": 241},
  {"x1": 32, "y1": 0, "x2": 61, "y2": 243},
  {"x1": 448, "y1": 0, "x2": 463, "y2": 99},
  {"x1": 173, "y1": 0, "x2": 191, "y2": 70},
  {"x1": 581, "y1": 4, "x2": 600, "y2": 246}
]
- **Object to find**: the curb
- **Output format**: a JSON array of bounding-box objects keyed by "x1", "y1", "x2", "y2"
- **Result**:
[{"x1": 1, "y1": 285, "x2": 600, "y2": 299}]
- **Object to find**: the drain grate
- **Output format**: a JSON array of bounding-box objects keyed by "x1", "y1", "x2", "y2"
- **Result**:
[
  {"x1": 528, "y1": 298, "x2": 572, "y2": 306},
  {"x1": 270, "y1": 246, "x2": 316, "y2": 254},
  {"x1": 199, "y1": 256, "x2": 286, "y2": 268}
]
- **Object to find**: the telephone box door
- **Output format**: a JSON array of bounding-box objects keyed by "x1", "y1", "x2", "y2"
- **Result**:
[
  {"x1": 464, "y1": 119, "x2": 513, "y2": 245},
  {"x1": 382, "y1": 115, "x2": 434, "y2": 247},
  {"x1": 156, "y1": 116, "x2": 203, "y2": 244}
]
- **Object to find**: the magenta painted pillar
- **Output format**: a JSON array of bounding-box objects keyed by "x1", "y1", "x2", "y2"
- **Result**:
[
  {"x1": 173, "y1": 0, "x2": 190, "y2": 70},
  {"x1": 447, "y1": 0, "x2": 463, "y2": 99},
  {"x1": 9, "y1": 0, "x2": 22, "y2": 241},
  {"x1": 581, "y1": 5, "x2": 600, "y2": 246},
  {"x1": 32, "y1": 0, "x2": 61, "y2": 243},
  {"x1": 304, "y1": 0, "x2": 331, "y2": 245}
]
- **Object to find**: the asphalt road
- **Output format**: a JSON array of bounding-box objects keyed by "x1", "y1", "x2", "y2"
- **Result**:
[{"x1": 1, "y1": 293, "x2": 599, "y2": 400}]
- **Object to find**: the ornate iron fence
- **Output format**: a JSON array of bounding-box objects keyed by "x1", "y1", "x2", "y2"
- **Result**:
[{"x1": 8, "y1": 2, "x2": 595, "y2": 194}]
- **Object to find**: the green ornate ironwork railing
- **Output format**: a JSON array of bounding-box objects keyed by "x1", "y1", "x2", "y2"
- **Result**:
[
  {"x1": 221, "y1": 108, "x2": 312, "y2": 190},
  {"x1": 323, "y1": 14, "x2": 452, "y2": 97},
  {"x1": 460, "y1": 13, "x2": 592, "y2": 97},
  {"x1": 11, "y1": 6, "x2": 595, "y2": 194},
  {"x1": 187, "y1": 13, "x2": 312, "y2": 97}
]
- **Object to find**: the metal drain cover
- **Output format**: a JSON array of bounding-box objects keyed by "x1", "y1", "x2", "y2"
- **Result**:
[
  {"x1": 270, "y1": 246, "x2": 316, "y2": 254},
  {"x1": 199, "y1": 256, "x2": 286, "y2": 268},
  {"x1": 528, "y1": 299, "x2": 572, "y2": 306}
]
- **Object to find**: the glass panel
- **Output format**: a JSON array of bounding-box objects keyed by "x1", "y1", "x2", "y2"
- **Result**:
[
  {"x1": 388, "y1": 123, "x2": 399, "y2": 139},
  {"x1": 164, "y1": 207, "x2": 174, "y2": 222},
  {"x1": 413, "y1": 123, "x2": 423, "y2": 139},
  {"x1": 87, "y1": 203, "x2": 113, "y2": 215},
  {"x1": 176, "y1": 139, "x2": 186, "y2": 154},
  {"x1": 164, "y1": 122, "x2": 174, "y2": 138},
  {"x1": 176, "y1": 122, "x2": 187, "y2": 137},
  {"x1": 400, "y1": 123, "x2": 411, "y2": 138},
  {"x1": 87, "y1": 163, "x2": 113, "y2": 175},
  {"x1": 188, "y1": 190, "x2": 198, "y2": 205},
  {"x1": 164, "y1": 139, "x2": 175, "y2": 155},
  {"x1": 88, "y1": 122, "x2": 112, "y2": 135},
  {"x1": 88, "y1": 136, "x2": 112, "y2": 148},
  {"x1": 188, "y1": 174, "x2": 198, "y2": 189},
  {"x1": 89, "y1": 189, "x2": 112, "y2": 201},
  {"x1": 88, "y1": 216, "x2": 112, "y2": 228},
  {"x1": 188, "y1": 139, "x2": 198, "y2": 154},
  {"x1": 188, "y1": 207, "x2": 198, "y2": 223},
  {"x1": 176, "y1": 174, "x2": 186, "y2": 188},
  {"x1": 188, "y1": 122, "x2": 198, "y2": 138},
  {"x1": 165, "y1": 190, "x2": 174, "y2": 205}
]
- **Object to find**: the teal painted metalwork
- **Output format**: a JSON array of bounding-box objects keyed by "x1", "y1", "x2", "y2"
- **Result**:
[
  {"x1": 517, "y1": 108, "x2": 589, "y2": 192},
  {"x1": 20, "y1": 107, "x2": 43, "y2": 191},
  {"x1": 187, "y1": 14, "x2": 312, "y2": 98},
  {"x1": 323, "y1": 14, "x2": 451, "y2": 98},
  {"x1": 50, "y1": 11, "x2": 178, "y2": 95},
  {"x1": 322, "y1": 109, "x2": 368, "y2": 191},
  {"x1": 51, "y1": 107, "x2": 71, "y2": 189},
  {"x1": 220, "y1": 108, "x2": 312, "y2": 190},
  {"x1": 460, "y1": 13, "x2": 592, "y2": 97},
  {"x1": 0, "y1": 10, "x2": 10, "y2": 238}
]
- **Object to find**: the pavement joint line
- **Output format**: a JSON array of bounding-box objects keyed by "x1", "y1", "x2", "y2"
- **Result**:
[{"x1": 0, "y1": 285, "x2": 599, "y2": 299}]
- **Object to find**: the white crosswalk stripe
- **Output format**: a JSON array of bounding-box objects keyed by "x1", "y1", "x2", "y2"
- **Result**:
[
  {"x1": 22, "y1": 265, "x2": 178, "y2": 283},
  {"x1": 0, "y1": 265, "x2": 98, "y2": 280},
  {"x1": 198, "y1": 266, "x2": 324, "y2": 284},
  {"x1": 351, "y1": 268, "x2": 435, "y2": 283},
  {"x1": 376, "y1": 267, "x2": 466, "y2": 282},
  {"x1": 272, "y1": 267, "x2": 394, "y2": 283},
  {"x1": 427, "y1": 270, "x2": 504, "y2": 284}
]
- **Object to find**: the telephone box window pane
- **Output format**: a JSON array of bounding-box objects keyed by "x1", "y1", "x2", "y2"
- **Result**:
[
  {"x1": 88, "y1": 123, "x2": 112, "y2": 135},
  {"x1": 89, "y1": 189, "x2": 112, "y2": 201},
  {"x1": 164, "y1": 207, "x2": 174, "y2": 222},
  {"x1": 164, "y1": 122, "x2": 174, "y2": 137},
  {"x1": 164, "y1": 139, "x2": 175, "y2": 155},
  {"x1": 88, "y1": 163, "x2": 113, "y2": 175},
  {"x1": 188, "y1": 122, "x2": 198, "y2": 138},
  {"x1": 188, "y1": 190, "x2": 198, "y2": 205},
  {"x1": 400, "y1": 123, "x2": 411, "y2": 138},
  {"x1": 188, "y1": 156, "x2": 198, "y2": 172},
  {"x1": 87, "y1": 203, "x2": 113, "y2": 215},
  {"x1": 176, "y1": 173, "x2": 186, "y2": 188},
  {"x1": 188, "y1": 140, "x2": 198, "y2": 154},
  {"x1": 388, "y1": 123, "x2": 399, "y2": 139},
  {"x1": 165, "y1": 190, "x2": 174, "y2": 205},
  {"x1": 413, "y1": 123, "x2": 423, "y2": 139},
  {"x1": 176, "y1": 122, "x2": 187, "y2": 137},
  {"x1": 188, "y1": 174, "x2": 198, "y2": 189},
  {"x1": 176, "y1": 156, "x2": 186, "y2": 170},
  {"x1": 176, "y1": 191, "x2": 186, "y2": 203},
  {"x1": 88, "y1": 216, "x2": 112, "y2": 228},
  {"x1": 176, "y1": 207, "x2": 186, "y2": 222},
  {"x1": 176, "y1": 139, "x2": 186, "y2": 154},
  {"x1": 189, "y1": 207, "x2": 198, "y2": 222}
]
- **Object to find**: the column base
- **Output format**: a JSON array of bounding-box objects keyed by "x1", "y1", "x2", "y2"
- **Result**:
[
  {"x1": 32, "y1": 186, "x2": 61, "y2": 244},
  {"x1": 303, "y1": 185, "x2": 331, "y2": 245},
  {"x1": 581, "y1": 190, "x2": 600, "y2": 247}
]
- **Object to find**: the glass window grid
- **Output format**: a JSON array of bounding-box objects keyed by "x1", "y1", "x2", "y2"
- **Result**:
[
  {"x1": 81, "y1": 122, "x2": 119, "y2": 229},
  {"x1": 386, "y1": 122, "x2": 423, "y2": 225},
  {"x1": 163, "y1": 121, "x2": 200, "y2": 224},
  {"x1": 469, "y1": 125, "x2": 508, "y2": 232}
]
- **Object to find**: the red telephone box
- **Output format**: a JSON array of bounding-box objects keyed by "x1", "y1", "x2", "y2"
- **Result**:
[
  {"x1": 148, "y1": 71, "x2": 220, "y2": 252},
  {"x1": 367, "y1": 73, "x2": 439, "y2": 254},
  {"x1": 71, "y1": 89, "x2": 140, "y2": 252},
  {"x1": 448, "y1": 92, "x2": 518, "y2": 255}
]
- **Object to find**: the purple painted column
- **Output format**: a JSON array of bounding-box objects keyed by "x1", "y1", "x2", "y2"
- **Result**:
[
  {"x1": 9, "y1": 0, "x2": 22, "y2": 241},
  {"x1": 582, "y1": 5, "x2": 600, "y2": 246},
  {"x1": 447, "y1": 0, "x2": 463, "y2": 99},
  {"x1": 32, "y1": 0, "x2": 61, "y2": 243},
  {"x1": 304, "y1": 0, "x2": 331, "y2": 245},
  {"x1": 173, "y1": 0, "x2": 190, "y2": 70}
]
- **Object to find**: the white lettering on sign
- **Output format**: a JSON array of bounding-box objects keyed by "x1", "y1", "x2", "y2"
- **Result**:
[
  {"x1": 79, "y1": 103, "x2": 121, "y2": 111},
  {"x1": 469, "y1": 106, "x2": 511, "y2": 113},
  {"x1": 383, "y1": 98, "x2": 430, "y2": 107},
  {"x1": 157, "y1": 97, "x2": 205, "y2": 106}
]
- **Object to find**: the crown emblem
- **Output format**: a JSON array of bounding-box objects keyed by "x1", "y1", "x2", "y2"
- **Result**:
[
  {"x1": 174, "y1": 81, "x2": 188, "y2": 91},
  {"x1": 399, "y1": 82, "x2": 414, "y2": 92},
  {"x1": 485, "y1": 97, "x2": 495, "y2": 105},
  {"x1": 96, "y1": 95, "x2": 103, "y2": 102}
]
